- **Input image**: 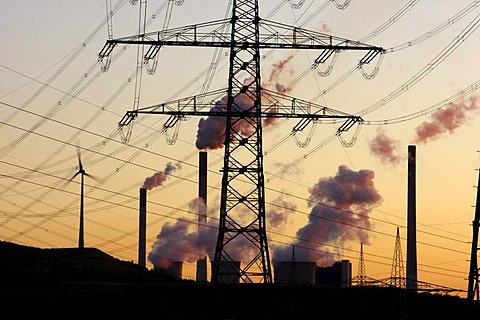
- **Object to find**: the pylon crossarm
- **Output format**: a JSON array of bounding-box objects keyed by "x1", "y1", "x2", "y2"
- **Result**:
[
  {"x1": 117, "y1": 89, "x2": 227, "y2": 129},
  {"x1": 118, "y1": 111, "x2": 137, "y2": 127},
  {"x1": 261, "y1": 88, "x2": 361, "y2": 118},
  {"x1": 100, "y1": 18, "x2": 385, "y2": 52},
  {"x1": 136, "y1": 88, "x2": 228, "y2": 113},
  {"x1": 120, "y1": 88, "x2": 363, "y2": 121},
  {"x1": 336, "y1": 117, "x2": 363, "y2": 133},
  {"x1": 105, "y1": 18, "x2": 232, "y2": 46},
  {"x1": 259, "y1": 19, "x2": 385, "y2": 51},
  {"x1": 98, "y1": 41, "x2": 116, "y2": 60}
]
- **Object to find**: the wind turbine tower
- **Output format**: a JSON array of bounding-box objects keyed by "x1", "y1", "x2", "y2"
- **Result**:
[{"x1": 71, "y1": 146, "x2": 96, "y2": 249}]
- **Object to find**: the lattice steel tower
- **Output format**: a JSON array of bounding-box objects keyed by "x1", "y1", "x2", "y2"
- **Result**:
[
  {"x1": 357, "y1": 243, "x2": 367, "y2": 286},
  {"x1": 98, "y1": 0, "x2": 384, "y2": 284},
  {"x1": 391, "y1": 227, "x2": 406, "y2": 288}
]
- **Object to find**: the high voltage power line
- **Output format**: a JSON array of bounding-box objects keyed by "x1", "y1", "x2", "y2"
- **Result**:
[
  {"x1": 1, "y1": 99, "x2": 472, "y2": 282},
  {"x1": 1, "y1": 0, "x2": 479, "y2": 290}
]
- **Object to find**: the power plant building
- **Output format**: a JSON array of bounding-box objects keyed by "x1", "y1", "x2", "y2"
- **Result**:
[
  {"x1": 274, "y1": 260, "x2": 352, "y2": 288},
  {"x1": 315, "y1": 260, "x2": 352, "y2": 288},
  {"x1": 153, "y1": 261, "x2": 184, "y2": 279},
  {"x1": 274, "y1": 261, "x2": 316, "y2": 285}
]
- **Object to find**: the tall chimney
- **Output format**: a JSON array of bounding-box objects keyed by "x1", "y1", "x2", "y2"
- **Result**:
[
  {"x1": 196, "y1": 151, "x2": 208, "y2": 281},
  {"x1": 139, "y1": 187, "x2": 147, "y2": 268},
  {"x1": 406, "y1": 145, "x2": 418, "y2": 290}
]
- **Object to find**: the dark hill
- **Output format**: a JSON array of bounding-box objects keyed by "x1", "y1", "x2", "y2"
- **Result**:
[
  {"x1": 0, "y1": 241, "x2": 178, "y2": 283},
  {"x1": 1, "y1": 241, "x2": 479, "y2": 319}
]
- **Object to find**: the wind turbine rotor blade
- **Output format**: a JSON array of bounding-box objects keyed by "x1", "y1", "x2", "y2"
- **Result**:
[
  {"x1": 76, "y1": 141, "x2": 83, "y2": 170},
  {"x1": 58, "y1": 172, "x2": 78, "y2": 190},
  {"x1": 84, "y1": 172, "x2": 101, "y2": 183}
]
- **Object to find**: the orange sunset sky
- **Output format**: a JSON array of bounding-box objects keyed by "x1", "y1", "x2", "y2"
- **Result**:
[{"x1": 1, "y1": 0, "x2": 480, "y2": 297}]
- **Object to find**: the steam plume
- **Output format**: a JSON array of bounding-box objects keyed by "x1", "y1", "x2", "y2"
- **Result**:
[
  {"x1": 195, "y1": 55, "x2": 296, "y2": 150},
  {"x1": 272, "y1": 165, "x2": 382, "y2": 266},
  {"x1": 195, "y1": 98, "x2": 228, "y2": 150},
  {"x1": 266, "y1": 195, "x2": 297, "y2": 231},
  {"x1": 148, "y1": 193, "x2": 299, "y2": 268},
  {"x1": 264, "y1": 54, "x2": 294, "y2": 92},
  {"x1": 141, "y1": 162, "x2": 179, "y2": 190},
  {"x1": 148, "y1": 198, "x2": 217, "y2": 269},
  {"x1": 414, "y1": 96, "x2": 479, "y2": 144},
  {"x1": 368, "y1": 127, "x2": 402, "y2": 165}
]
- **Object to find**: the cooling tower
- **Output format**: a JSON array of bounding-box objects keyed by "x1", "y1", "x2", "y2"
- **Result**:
[
  {"x1": 166, "y1": 261, "x2": 184, "y2": 279},
  {"x1": 406, "y1": 145, "x2": 418, "y2": 290},
  {"x1": 138, "y1": 187, "x2": 147, "y2": 267},
  {"x1": 196, "y1": 151, "x2": 208, "y2": 282},
  {"x1": 339, "y1": 259, "x2": 352, "y2": 288},
  {"x1": 274, "y1": 261, "x2": 316, "y2": 285},
  {"x1": 316, "y1": 260, "x2": 352, "y2": 288}
]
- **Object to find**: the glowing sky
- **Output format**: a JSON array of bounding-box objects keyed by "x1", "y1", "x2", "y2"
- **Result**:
[{"x1": 1, "y1": 0, "x2": 479, "y2": 296}]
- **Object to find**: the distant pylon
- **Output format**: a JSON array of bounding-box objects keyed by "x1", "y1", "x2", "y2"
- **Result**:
[
  {"x1": 390, "y1": 227, "x2": 406, "y2": 288},
  {"x1": 467, "y1": 160, "x2": 480, "y2": 301},
  {"x1": 358, "y1": 243, "x2": 367, "y2": 286}
]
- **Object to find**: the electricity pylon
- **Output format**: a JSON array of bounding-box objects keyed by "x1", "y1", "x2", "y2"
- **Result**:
[
  {"x1": 391, "y1": 227, "x2": 406, "y2": 288},
  {"x1": 357, "y1": 243, "x2": 367, "y2": 286},
  {"x1": 468, "y1": 164, "x2": 480, "y2": 301},
  {"x1": 98, "y1": 0, "x2": 384, "y2": 284}
]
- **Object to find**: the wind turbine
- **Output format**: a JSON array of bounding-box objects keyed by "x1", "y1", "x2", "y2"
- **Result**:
[{"x1": 69, "y1": 144, "x2": 98, "y2": 249}]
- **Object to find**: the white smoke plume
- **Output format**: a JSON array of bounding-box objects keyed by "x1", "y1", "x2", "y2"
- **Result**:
[
  {"x1": 148, "y1": 194, "x2": 299, "y2": 268},
  {"x1": 368, "y1": 127, "x2": 403, "y2": 165},
  {"x1": 264, "y1": 54, "x2": 295, "y2": 92},
  {"x1": 195, "y1": 55, "x2": 296, "y2": 150},
  {"x1": 148, "y1": 198, "x2": 218, "y2": 269},
  {"x1": 414, "y1": 96, "x2": 479, "y2": 144},
  {"x1": 195, "y1": 96, "x2": 228, "y2": 150},
  {"x1": 266, "y1": 194, "x2": 297, "y2": 232},
  {"x1": 141, "y1": 162, "x2": 179, "y2": 190},
  {"x1": 272, "y1": 165, "x2": 382, "y2": 266}
]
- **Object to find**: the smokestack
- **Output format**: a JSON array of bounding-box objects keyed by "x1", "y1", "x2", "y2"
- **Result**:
[
  {"x1": 139, "y1": 187, "x2": 147, "y2": 267},
  {"x1": 198, "y1": 151, "x2": 207, "y2": 220},
  {"x1": 406, "y1": 145, "x2": 418, "y2": 290},
  {"x1": 196, "y1": 151, "x2": 208, "y2": 282}
]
